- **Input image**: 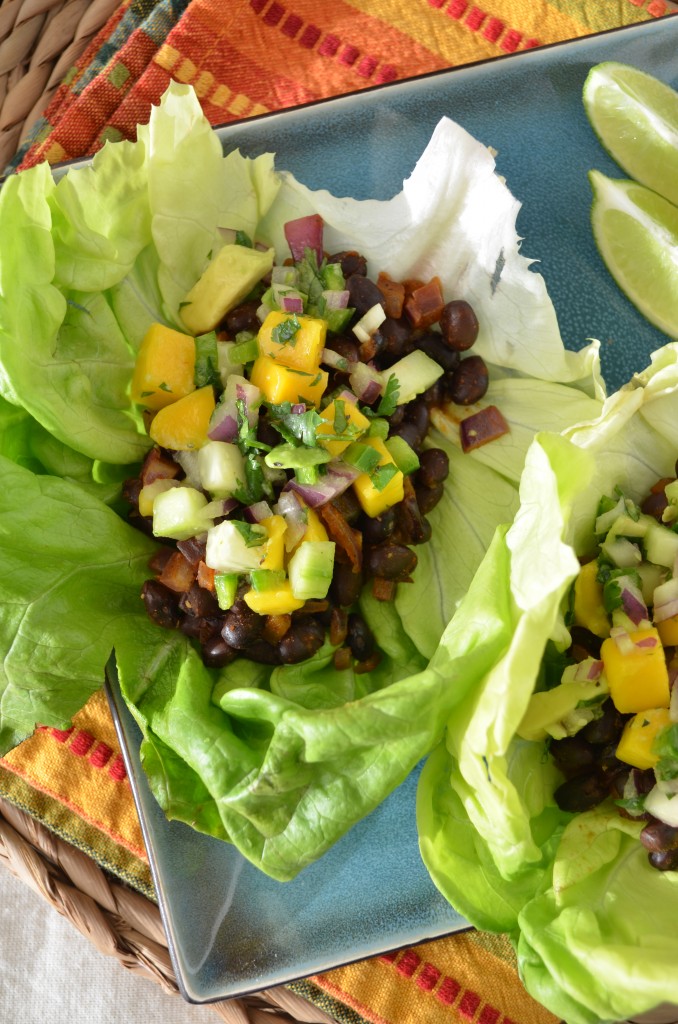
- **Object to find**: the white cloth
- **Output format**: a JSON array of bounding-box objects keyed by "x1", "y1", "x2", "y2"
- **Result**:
[{"x1": 0, "y1": 871, "x2": 213, "y2": 1022}]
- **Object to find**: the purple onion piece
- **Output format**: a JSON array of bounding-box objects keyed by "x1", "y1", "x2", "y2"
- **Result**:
[
  {"x1": 285, "y1": 462, "x2": 360, "y2": 508},
  {"x1": 244, "y1": 500, "x2": 274, "y2": 523},
  {"x1": 281, "y1": 295, "x2": 304, "y2": 314},
  {"x1": 323, "y1": 289, "x2": 350, "y2": 310},
  {"x1": 284, "y1": 214, "x2": 324, "y2": 264},
  {"x1": 620, "y1": 583, "x2": 648, "y2": 625}
]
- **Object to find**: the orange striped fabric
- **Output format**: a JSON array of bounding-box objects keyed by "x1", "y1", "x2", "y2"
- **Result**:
[{"x1": 3, "y1": 2, "x2": 676, "y2": 1021}]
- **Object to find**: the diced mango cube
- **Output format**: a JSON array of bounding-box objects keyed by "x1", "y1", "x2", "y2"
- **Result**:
[
  {"x1": 258, "y1": 311, "x2": 327, "y2": 372},
  {"x1": 243, "y1": 581, "x2": 305, "y2": 615},
  {"x1": 352, "y1": 436, "x2": 404, "y2": 518},
  {"x1": 600, "y1": 627, "x2": 670, "y2": 713},
  {"x1": 149, "y1": 385, "x2": 216, "y2": 451},
  {"x1": 616, "y1": 707, "x2": 672, "y2": 770},
  {"x1": 130, "y1": 323, "x2": 196, "y2": 410},
  {"x1": 249, "y1": 355, "x2": 328, "y2": 407},
  {"x1": 317, "y1": 398, "x2": 370, "y2": 458},
  {"x1": 260, "y1": 515, "x2": 287, "y2": 571},
  {"x1": 573, "y1": 560, "x2": 610, "y2": 639},
  {"x1": 656, "y1": 613, "x2": 678, "y2": 646}
]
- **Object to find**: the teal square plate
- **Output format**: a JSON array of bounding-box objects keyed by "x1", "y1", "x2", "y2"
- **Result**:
[{"x1": 106, "y1": 15, "x2": 678, "y2": 1005}]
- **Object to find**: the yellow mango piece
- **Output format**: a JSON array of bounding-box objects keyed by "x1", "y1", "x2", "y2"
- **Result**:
[
  {"x1": 258, "y1": 311, "x2": 327, "y2": 372},
  {"x1": 260, "y1": 515, "x2": 287, "y2": 571},
  {"x1": 352, "y1": 436, "x2": 404, "y2": 518},
  {"x1": 573, "y1": 560, "x2": 610, "y2": 639},
  {"x1": 657, "y1": 613, "x2": 678, "y2": 646},
  {"x1": 130, "y1": 323, "x2": 195, "y2": 410},
  {"x1": 616, "y1": 707, "x2": 672, "y2": 770},
  {"x1": 149, "y1": 386, "x2": 216, "y2": 451},
  {"x1": 249, "y1": 355, "x2": 328, "y2": 407},
  {"x1": 316, "y1": 398, "x2": 370, "y2": 458},
  {"x1": 243, "y1": 581, "x2": 305, "y2": 616},
  {"x1": 600, "y1": 627, "x2": 670, "y2": 713}
]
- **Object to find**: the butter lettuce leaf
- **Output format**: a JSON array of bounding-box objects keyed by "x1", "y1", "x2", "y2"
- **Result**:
[{"x1": 417, "y1": 342, "x2": 678, "y2": 1023}]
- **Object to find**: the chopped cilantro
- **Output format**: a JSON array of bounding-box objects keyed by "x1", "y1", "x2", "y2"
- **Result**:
[
  {"x1": 370, "y1": 463, "x2": 398, "y2": 491},
  {"x1": 236, "y1": 398, "x2": 271, "y2": 453},
  {"x1": 235, "y1": 230, "x2": 253, "y2": 247},
  {"x1": 271, "y1": 314, "x2": 301, "y2": 346},
  {"x1": 232, "y1": 520, "x2": 267, "y2": 548}
]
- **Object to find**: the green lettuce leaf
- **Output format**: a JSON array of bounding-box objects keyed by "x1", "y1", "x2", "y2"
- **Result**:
[
  {"x1": 417, "y1": 341, "x2": 678, "y2": 1023},
  {"x1": 0, "y1": 83, "x2": 606, "y2": 882}
]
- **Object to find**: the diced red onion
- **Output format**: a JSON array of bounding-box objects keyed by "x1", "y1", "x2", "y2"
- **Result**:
[
  {"x1": 349, "y1": 361, "x2": 384, "y2": 405},
  {"x1": 275, "y1": 491, "x2": 308, "y2": 551},
  {"x1": 281, "y1": 294, "x2": 304, "y2": 314},
  {"x1": 291, "y1": 403, "x2": 306, "y2": 415},
  {"x1": 573, "y1": 658, "x2": 603, "y2": 682},
  {"x1": 336, "y1": 388, "x2": 358, "y2": 405},
  {"x1": 254, "y1": 241, "x2": 269, "y2": 252},
  {"x1": 203, "y1": 498, "x2": 238, "y2": 519},
  {"x1": 620, "y1": 581, "x2": 649, "y2": 625},
  {"x1": 635, "y1": 636, "x2": 658, "y2": 649},
  {"x1": 284, "y1": 461, "x2": 360, "y2": 508},
  {"x1": 209, "y1": 374, "x2": 261, "y2": 441},
  {"x1": 322, "y1": 289, "x2": 350, "y2": 310},
  {"x1": 284, "y1": 214, "x2": 324, "y2": 264},
  {"x1": 208, "y1": 404, "x2": 238, "y2": 442},
  {"x1": 244, "y1": 500, "x2": 273, "y2": 523}
]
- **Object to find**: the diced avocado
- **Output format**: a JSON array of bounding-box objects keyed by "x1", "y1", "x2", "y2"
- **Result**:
[
  {"x1": 197, "y1": 440, "x2": 246, "y2": 498},
  {"x1": 382, "y1": 349, "x2": 444, "y2": 406},
  {"x1": 517, "y1": 671, "x2": 609, "y2": 742},
  {"x1": 180, "y1": 244, "x2": 275, "y2": 335},
  {"x1": 644, "y1": 519, "x2": 678, "y2": 569},
  {"x1": 288, "y1": 540, "x2": 336, "y2": 600},
  {"x1": 152, "y1": 486, "x2": 213, "y2": 541}
]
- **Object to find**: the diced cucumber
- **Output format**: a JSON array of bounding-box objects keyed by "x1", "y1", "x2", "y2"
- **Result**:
[
  {"x1": 198, "y1": 440, "x2": 246, "y2": 498},
  {"x1": 214, "y1": 572, "x2": 239, "y2": 610},
  {"x1": 288, "y1": 540, "x2": 336, "y2": 600},
  {"x1": 217, "y1": 340, "x2": 244, "y2": 387},
  {"x1": 324, "y1": 306, "x2": 354, "y2": 334},
  {"x1": 366, "y1": 418, "x2": 389, "y2": 440},
  {"x1": 606, "y1": 512, "x2": 652, "y2": 541},
  {"x1": 138, "y1": 478, "x2": 180, "y2": 518},
  {"x1": 342, "y1": 442, "x2": 382, "y2": 474},
  {"x1": 644, "y1": 520, "x2": 678, "y2": 569},
  {"x1": 383, "y1": 350, "x2": 444, "y2": 406},
  {"x1": 152, "y1": 486, "x2": 213, "y2": 541},
  {"x1": 205, "y1": 520, "x2": 267, "y2": 573},
  {"x1": 600, "y1": 536, "x2": 642, "y2": 569},
  {"x1": 385, "y1": 435, "x2": 420, "y2": 475},
  {"x1": 637, "y1": 560, "x2": 668, "y2": 604},
  {"x1": 250, "y1": 569, "x2": 287, "y2": 592}
]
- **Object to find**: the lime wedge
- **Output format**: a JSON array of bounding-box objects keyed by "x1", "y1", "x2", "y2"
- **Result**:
[
  {"x1": 583, "y1": 62, "x2": 678, "y2": 207},
  {"x1": 589, "y1": 170, "x2": 678, "y2": 339}
]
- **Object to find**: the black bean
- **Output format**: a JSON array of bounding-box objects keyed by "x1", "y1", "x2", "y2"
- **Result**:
[
  {"x1": 648, "y1": 849, "x2": 678, "y2": 871},
  {"x1": 415, "y1": 483, "x2": 443, "y2": 516},
  {"x1": 365, "y1": 543, "x2": 417, "y2": 581},
  {"x1": 417, "y1": 448, "x2": 449, "y2": 488},
  {"x1": 346, "y1": 614, "x2": 375, "y2": 661},
  {"x1": 640, "y1": 819, "x2": 678, "y2": 853},
  {"x1": 330, "y1": 562, "x2": 364, "y2": 607},
  {"x1": 641, "y1": 491, "x2": 670, "y2": 521},
  {"x1": 256, "y1": 413, "x2": 282, "y2": 448},
  {"x1": 395, "y1": 480, "x2": 430, "y2": 545},
  {"x1": 179, "y1": 583, "x2": 220, "y2": 619},
  {"x1": 360, "y1": 508, "x2": 397, "y2": 545},
  {"x1": 446, "y1": 355, "x2": 489, "y2": 405},
  {"x1": 122, "y1": 476, "x2": 142, "y2": 508},
  {"x1": 326, "y1": 335, "x2": 360, "y2": 366},
  {"x1": 554, "y1": 772, "x2": 610, "y2": 812},
  {"x1": 225, "y1": 300, "x2": 261, "y2": 336},
  {"x1": 329, "y1": 251, "x2": 367, "y2": 278},
  {"x1": 278, "y1": 618, "x2": 326, "y2": 664},
  {"x1": 416, "y1": 332, "x2": 461, "y2": 373},
  {"x1": 579, "y1": 699, "x2": 626, "y2": 746},
  {"x1": 550, "y1": 736, "x2": 597, "y2": 778},
  {"x1": 177, "y1": 536, "x2": 207, "y2": 568},
  {"x1": 568, "y1": 625, "x2": 603, "y2": 661},
  {"x1": 439, "y1": 299, "x2": 480, "y2": 351},
  {"x1": 141, "y1": 580, "x2": 183, "y2": 630},
  {"x1": 331, "y1": 487, "x2": 362, "y2": 525},
  {"x1": 346, "y1": 274, "x2": 384, "y2": 317},
  {"x1": 245, "y1": 639, "x2": 283, "y2": 665},
  {"x1": 372, "y1": 317, "x2": 413, "y2": 365},
  {"x1": 221, "y1": 601, "x2": 264, "y2": 649},
  {"x1": 201, "y1": 636, "x2": 238, "y2": 668}
]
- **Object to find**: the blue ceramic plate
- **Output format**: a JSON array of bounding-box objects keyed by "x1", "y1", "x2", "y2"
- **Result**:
[{"x1": 106, "y1": 16, "x2": 678, "y2": 1005}]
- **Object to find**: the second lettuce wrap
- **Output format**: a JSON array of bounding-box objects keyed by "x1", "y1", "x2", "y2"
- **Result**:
[{"x1": 417, "y1": 343, "x2": 678, "y2": 1023}]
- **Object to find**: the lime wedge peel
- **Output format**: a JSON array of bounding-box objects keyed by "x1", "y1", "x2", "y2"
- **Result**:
[
  {"x1": 583, "y1": 62, "x2": 678, "y2": 207},
  {"x1": 589, "y1": 170, "x2": 678, "y2": 340}
]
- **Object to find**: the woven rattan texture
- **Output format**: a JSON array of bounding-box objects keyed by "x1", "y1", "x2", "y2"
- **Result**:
[
  {"x1": 0, "y1": 0, "x2": 122, "y2": 167},
  {"x1": 0, "y1": 795, "x2": 337, "y2": 1023}
]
